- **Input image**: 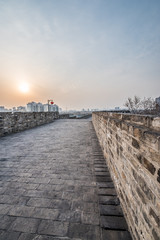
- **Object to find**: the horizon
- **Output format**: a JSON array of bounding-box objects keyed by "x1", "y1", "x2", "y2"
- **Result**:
[{"x1": 0, "y1": 0, "x2": 160, "y2": 110}]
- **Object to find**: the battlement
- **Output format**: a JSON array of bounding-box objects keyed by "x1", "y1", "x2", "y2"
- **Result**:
[{"x1": 0, "y1": 112, "x2": 59, "y2": 136}]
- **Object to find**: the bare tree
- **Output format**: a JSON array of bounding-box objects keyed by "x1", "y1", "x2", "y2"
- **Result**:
[
  {"x1": 124, "y1": 95, "x2": 141, "y2": 113},
  {"x1": 124, "y1": 96, "x2": 156, "y2": 114},
  {"x1": 141, "y1": 97, "x2": 156, "y2": 111}
]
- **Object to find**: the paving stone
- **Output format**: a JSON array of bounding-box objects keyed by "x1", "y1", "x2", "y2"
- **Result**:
[
  {"x1": 38, "y1": 220, "x2": 69, "y2": 236},
  {"x1": 95, "y1": 172, "x2": 110, "y2": 176},
  {"x1": 100, "y1": 216, "x2": 128, "y2": 230},
  {"x1": 82, "y1": 212, "x2": 100, "y2": 225},
  {"x1": 0, "y1": 215, "x2": 16, "y2": 230},
  {"x1": 100, "y1": 204, "x2": 123, "y2": 216},
  {"x1": 27, "y1": 197, "x2": 53, "y2": 208},
  {"x1": 0, "y1": 204, "x2": 11, "y2": 214},
  {"x1": 41, "y1": 190, "x2": 62, "y2": 199},
  {"x1": 18, "y1": 233, "x2": 73, "y2": 240},
  {"x1": 96, "y1": 176, "x2": 112, "y2": 182},
  {"x1": 0, "y1": 231, "x2": 21, "y2": 240},
  {"x1": 97, "y1": 182, "x2": 114, "y2": 188},
  {"x1": 50, "y1": 200, "x2": 71, "y2": 210},
  {"x1": 94, "y1": 164, "x2": 107, "y2": 168},
  {"x1": 58, "y1": 210, "x2": 81, "y2": 222},
  {"x1": 95, "y1": 167, "x2": 109, "y2": 172},
  {"x1": 0, "y1": 119, "x2": 131, "y2": 239},
  {"x1": 68, "y1": 223, "x2": 101, "y2": 240},
  {"x1": 17, "y1": 233, "x2": 37, "y2": 240},
  {"x1": 32, "y1": 208, "x2": 59, "y2": 220},
  {"x1": 8, "y1": 205, "x2": 35, "y2": 217},
  {"x1": 83, "y1": 192, "x2": 99, "y2": 202},
  {"x1": 99, "y1": 196, "x2": 120, "y2": 205},
  {"x1": 9, "y1": 217, "x2": 40, "y2": 233},
  {"x1": 102, "y1": 229, "x2": 132, "y2": 240},
  {"x1": 72, "y1": 201, "x2": 99, "y2": 213},
  {"x1": 4, "y1": 187, "x2": 26, "y2": 195},
  {"x1": 0, "y1": 187, "x2": 6, "y2": 194},
  {"x1": 98, "y1": 188, "x2": 117, "y2": 196}
]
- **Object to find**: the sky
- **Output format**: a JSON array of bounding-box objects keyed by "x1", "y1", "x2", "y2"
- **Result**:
[{"x1": 0, "y1": 0, "x2": 160, "y2": 110}]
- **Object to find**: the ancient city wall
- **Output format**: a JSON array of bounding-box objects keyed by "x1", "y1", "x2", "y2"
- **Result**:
[
  {"x1": 0, "y1": 112, "x2": 59, "y2": 137},
  {"x1": 92, "y1": 112, "x2": 160, "y2": 240}
]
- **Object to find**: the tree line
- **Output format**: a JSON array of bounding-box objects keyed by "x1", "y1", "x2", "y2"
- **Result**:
[{"x1": 124, "y1": 96, "x2": 160, "y2": 115}]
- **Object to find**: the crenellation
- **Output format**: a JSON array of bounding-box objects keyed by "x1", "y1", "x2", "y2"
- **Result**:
[{"x1": 0, "y1": 112, "x2": 59, "y2": 137}]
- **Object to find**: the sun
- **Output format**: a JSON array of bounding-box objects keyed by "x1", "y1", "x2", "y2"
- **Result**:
[{"x1": 19, "y1": 82, "x2": 29, "y2": 93}]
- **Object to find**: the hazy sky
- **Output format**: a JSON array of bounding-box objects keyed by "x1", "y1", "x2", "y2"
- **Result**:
[{"x1": 0, "y1": 0, "x2": 160, "y2": 110}]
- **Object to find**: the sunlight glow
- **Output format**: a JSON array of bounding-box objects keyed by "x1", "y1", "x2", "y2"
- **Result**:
[{"x1": 19, "y1": 82, "x2": 29, "y2": 93}]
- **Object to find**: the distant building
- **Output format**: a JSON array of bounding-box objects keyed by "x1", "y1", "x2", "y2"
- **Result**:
[
  {"x1": 0, "y1": 106, "x2": 5, "y2": 112},
  {"x1": 17, "y1": 106, "x2": 26, "y2": 112},
  {"x1": 4, "y1": 101, "x2": 60, "y2": 113},
  {"x1": 26, "y1": 102, "x2": 38, "y2": 112},
  {"x1": 43, "y1": 104, "x2": 49, "y2": 112},
  {"x1": 0, "y1": 106, "x2": 11, "y2": 112},
  {"x1": 50, "y1": 104, "x2": 59, "y2": 112},
  {"x1": 12, "y1": 107, "x2": 17, "y2": 112},
  {"x1": 37, "y1": 102, "x2": 44, "y2": 112},
  {"x1": 44, "y1": 104, "x2": 59, "y2": 112}
]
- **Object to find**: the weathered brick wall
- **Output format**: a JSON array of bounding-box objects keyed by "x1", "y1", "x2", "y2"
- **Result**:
[
  {"x1": 0, "y1": 112, "x2": 59, "y2": 137},
  {"x1": 92, "y1": 112, "x2": 160, "y2": 240}
]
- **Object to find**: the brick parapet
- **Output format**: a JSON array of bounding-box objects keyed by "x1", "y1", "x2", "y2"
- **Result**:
[
  {"x1": 92, "y1": 112, "x2": 160, "y2": 240},
  {"x1": 0, "y1": 112, "x2": 59, "y2": 137}
]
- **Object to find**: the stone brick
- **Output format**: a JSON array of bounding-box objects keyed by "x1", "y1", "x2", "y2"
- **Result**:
[
  {"x1": 82, "y1": 212, "x2": 99, "y2": 225},
  {"x1": 18, "y1": 233, "x2": 66, "y2": 240},
  {"x1": 96, "y1": 176, "x2": 112, "y2": 182},
  {"x1": 138, "y1": 176, "x2": 155, "y2": 202},
  {"x1": 137, "y1": 156, "x2": 156, "y2": 175},
  {"x1": 157, "y1": 169, "x2": 160, "y2": 183},
  {"x1": 32, "y1": 208, "x2": 59, "y2": 220},
  {"x1": 99, "y1": 196, "x2": 120, "y2": 205},
  {"x1": 68, "y1": 223, "x2": 101, "y2": 240},
  {"x1": 136, "y1": 186, "x2": 147, "y2": 204},
  {"x1": 102, "y1": 229, "x2": 132, "y2": 240},
  {"x1": 0, "y1": 231, "x2": 20, "y2": 240},
  {"x1": 27, "y1": 197, "x2": 53, "y2": 208},
  {"x1": 95, "y1": 167, "x2": 109, "y2": 172},
  {"x1": 142, "y1": 211, "x2": 151, "y2": 227},
  {"x1": 100, "y1": 216, "x2": 128, "y2": 230},
  {"x1": 97, "y1": 182, "x2": 114, "y2": 188},
  {"x1": 8, "y1": 205, "x2": 35, "y2": 217},
  {"x1": 149, "y1": 208, "x2": 160, "y2": 227},
  {"x1": 132, "y1": 138, "x2": 140, "y2": 149},
  {"x1": 98, "y1": 188, "x2": 117, "y2": 196},
  {"x1": 58, "y1": 210, "x2": 81, "y2": 223},
  {"x1": 100, "y1": 204, "x2": 123, "y2": 216},
  {"x1": 18, "y1": 233, "x2": 37, "y2": 240},
  {"x1": 0, "y1": 215, "x2": 16, "y2": 230},
  {"x1": 152, "y1": 229, "x2": 160, "y2": 240},
  {"x1": 38, "y1": 220, "x2": 69, "y2": 236},
  {"x1": 9, "y1": 217, "x2": 40, "y2": 233},
  {"x1": 0, "y1": 204, "x2": 11, "y2": 214}
]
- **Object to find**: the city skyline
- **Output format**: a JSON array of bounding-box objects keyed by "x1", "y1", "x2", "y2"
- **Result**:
[{"x1": 0, "y1": 0, "x2": 160, "y2": 110}]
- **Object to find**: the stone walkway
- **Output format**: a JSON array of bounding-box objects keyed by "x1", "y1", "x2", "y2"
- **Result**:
[{"x1": 0, "y1": 119, "x2": 132, "y2": 240}]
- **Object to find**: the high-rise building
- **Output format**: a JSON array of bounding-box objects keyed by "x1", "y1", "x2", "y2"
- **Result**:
[
  {"x1": 26, "y1": 102, "x2": 38, "y2": 112},
  {"x1": 37, "y1": 102, "x2": 44, "y2": 112}
]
